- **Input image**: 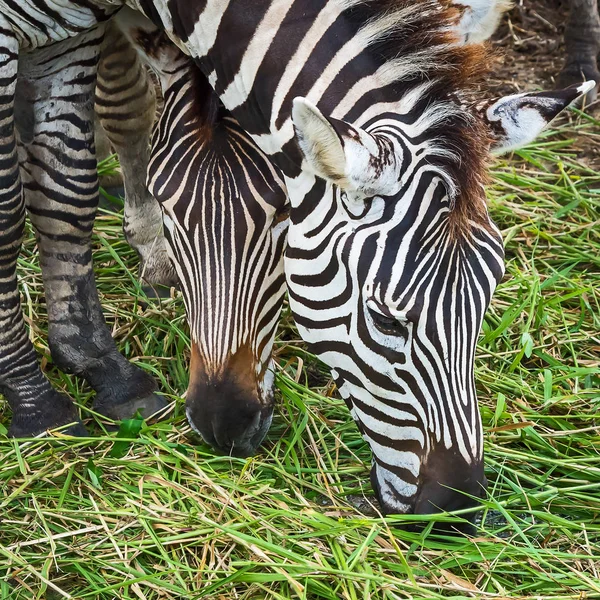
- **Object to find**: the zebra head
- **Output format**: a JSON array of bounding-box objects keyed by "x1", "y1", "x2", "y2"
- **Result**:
[
  {"x1": 151, "y1": 85, "x2": 289, "y2": 458},
  {"x1": 285, "y1": 82, "x2": 592, "y2": 519},
  {"x1": 119, "y1": 11, "x2": 289, "y2": 457}
]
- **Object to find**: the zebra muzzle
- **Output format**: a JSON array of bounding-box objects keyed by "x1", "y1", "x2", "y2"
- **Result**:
[{"x1": 185, "y1": 344, "x2": 275, "y2": 457}]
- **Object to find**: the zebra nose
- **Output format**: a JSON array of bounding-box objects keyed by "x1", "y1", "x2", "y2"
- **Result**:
[
  {"x1": 410, "y1": 461, "x2": 488, "y2": 534},
  {"x1": 186, "y1": 392, "x2": 273, "y2": 457},
  {"x1": 370, "y1": 456, "x2": 487, "y2": 534},
  {"x1": 185, "y1": 344, "x2": 274, "y2": 457},
  {"x1": 415, "y1": 473, "x2": 487, "y2": 512}
]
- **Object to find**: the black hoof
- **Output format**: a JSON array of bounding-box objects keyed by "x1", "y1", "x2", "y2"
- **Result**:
[
  {"x1": 94, "y1": 391, "x2": 169, "y2": 422},
  {"x1": 8, "y1": 390, "x2": 87, "y2": 438}
]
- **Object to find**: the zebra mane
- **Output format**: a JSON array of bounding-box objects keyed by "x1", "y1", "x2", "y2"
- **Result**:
[{"x1": 337, "y1": 0, "x2": 493, "y2": 237}]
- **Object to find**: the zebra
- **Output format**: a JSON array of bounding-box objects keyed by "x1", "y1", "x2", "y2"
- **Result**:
[
  {"x1": 131, "y1": 0, "x2": 590, "y2": 522},
  {"x1": 101, "y1": 12, "x2": 288, "y2": 456},
  {"x1": 2, "y1": 11, "x2": 288, "y2": 456},
  {"x1": 0, "y1": 0, "x2": 590, "y2": 521}
]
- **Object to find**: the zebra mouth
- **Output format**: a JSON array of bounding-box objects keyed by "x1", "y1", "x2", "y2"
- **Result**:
[{"x1": 185, "y1": 403, "x2": 273, "y2": 458}]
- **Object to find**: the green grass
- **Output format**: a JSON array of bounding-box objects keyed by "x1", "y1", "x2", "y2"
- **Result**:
[{"x1": 1, "y1": 113, "x2": 599, "y2": 599}]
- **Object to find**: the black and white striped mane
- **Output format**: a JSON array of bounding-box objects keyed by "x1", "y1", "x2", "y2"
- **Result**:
[{"x1": 335, "y1": 0, "x2": 492, "y2": 236}]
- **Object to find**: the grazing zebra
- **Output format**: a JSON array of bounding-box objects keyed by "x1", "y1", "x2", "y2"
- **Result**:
[
  {"x1": 0, "y1": 0, "x2": 589, "y2": 520},
  {"x1": 138, "y1": 0, "x2": 589, "y2": 521},
  {"x1": 99, "y1": 12, "x2": 288, "y2": 456},
  {"x1": 2, "y1": 10, "x2": 287, "y2": 453}
]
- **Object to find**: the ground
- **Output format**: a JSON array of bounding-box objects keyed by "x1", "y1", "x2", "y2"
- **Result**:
[
  {"x1": 489, "y1": 0, "x2": 600, "y2": 169},
  {"x1": 489, "y1": 0, "x2": 569, "y2": 96},
  {"x1": 1, "y1": 3, "x2": 600, "y2": 599}
]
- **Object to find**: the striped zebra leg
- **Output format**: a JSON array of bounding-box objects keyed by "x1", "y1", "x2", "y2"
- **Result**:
[
  {"x1": 95, "y1": 21, "x2": 177, "y2": 292},
  {"x1": 0, "y1": 17, "x2": 86, "y2": 437},
  {"x1": 16, "y1": 26, "x2": 167, "y2": 425}
]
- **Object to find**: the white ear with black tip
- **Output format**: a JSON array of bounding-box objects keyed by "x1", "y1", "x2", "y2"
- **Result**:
[
  {"x1": 291, "y1": 97, "x2": 401, "y2": 197},
  {"x1": 480, "y1": 81, "x2": 596, "y2": 155}
]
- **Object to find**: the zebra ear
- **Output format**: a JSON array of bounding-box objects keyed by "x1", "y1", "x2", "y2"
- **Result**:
[
  {"x1": 292, "y1": 97, "x2": 400, "y2": 196},
  {"x1": 481, "y1": 81, "x2": 596, "y2": 155}
]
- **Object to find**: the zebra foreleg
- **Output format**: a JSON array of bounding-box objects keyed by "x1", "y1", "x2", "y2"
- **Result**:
[
  {"x1": 559, "y1": 0, "x2": 600, "y2": 103},
  {"x1": 96, "y1": 22, "x2": 178, "y2": 293},
  {"x1": 17, "y1": 28, "x2": 167, "y2": 424},
  {"x1": 0, "y1": 19, "x2": 86, "y2": 437}
]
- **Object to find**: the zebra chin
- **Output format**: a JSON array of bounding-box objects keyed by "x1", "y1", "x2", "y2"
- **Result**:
[
  {"x1": 370, "y1": 455, "x2": 487, "y2": 535},
  {"x1": 184, "y1": 344, "x2": 274, "y2": 458}
]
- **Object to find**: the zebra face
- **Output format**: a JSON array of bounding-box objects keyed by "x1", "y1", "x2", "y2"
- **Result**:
[
  {"x1": 285, "y1": 98, "x2": 506, "y2": 520},
  {"x1": 285, "y1": 81, "x2": 589, "y2": 518},
  {"x1": 120, "y1": 9, "x2": 291, "y2": 458},
  {"x1": 148, "y1": 75, "x2": 288, "y2": 457}
]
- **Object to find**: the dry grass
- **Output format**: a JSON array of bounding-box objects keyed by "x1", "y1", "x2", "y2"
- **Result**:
[{"x1": 1, "y1": 112, "x2": 599, "y2": 599}]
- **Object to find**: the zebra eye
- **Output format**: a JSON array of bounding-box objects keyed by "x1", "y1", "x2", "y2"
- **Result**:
[
  {"x1": 273, "y1": 203, "x2": 290, "y2": 225},
  {"x1": 368, "y1": 308, "x2": 408, "y2": 338}
]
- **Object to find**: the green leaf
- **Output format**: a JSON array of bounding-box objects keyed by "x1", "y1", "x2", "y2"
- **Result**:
[
  {"x1": 86, "y1": 458, "x2": 102, "y2": 489},
  {"x1": 543, "y1": 369, "x2": 553, "y2": 402},
  {"x1": 494, "y1": 393, "x2": 506, "y2": 426},
  {"x1": 521, "y1": 332, "x2": 534, "y2": 358},
  {"x1": 110, "y1": 412, "x2": 145, "y2": 459}
]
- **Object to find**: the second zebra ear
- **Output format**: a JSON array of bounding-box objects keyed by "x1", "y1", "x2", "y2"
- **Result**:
[
  {"x1": 291, "y1": 97, "x2": 401, "y2": 196},
  {"x1": 481, "y1": 81, "x2": 595, "y2": 155}
]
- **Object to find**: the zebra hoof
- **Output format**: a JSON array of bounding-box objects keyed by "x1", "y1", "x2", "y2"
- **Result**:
[
  {"x1": 8, "y1": 390, "x2": 88, "y2": 438},
  {"x1": 94, "y1": 391, "x2": 170, "y2": 423},
  {"x1": 92, "y1": 366, "x2": 170, "y2": 423}
]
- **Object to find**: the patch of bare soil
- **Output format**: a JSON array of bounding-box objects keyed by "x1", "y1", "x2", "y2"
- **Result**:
[
  {"x1": 486, "y1": 0, "x2": 600, "y2": 170},
  {"x1": 488, "y1": 0, "x2": 570, "y2": 96}
]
